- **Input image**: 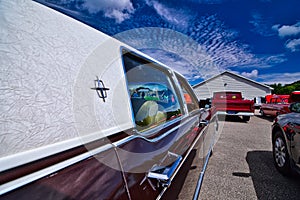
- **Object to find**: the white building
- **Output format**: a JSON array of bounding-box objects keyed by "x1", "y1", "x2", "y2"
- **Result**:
[{"x1": 193, "y1": 71, "x2": 273, "y2": 100}]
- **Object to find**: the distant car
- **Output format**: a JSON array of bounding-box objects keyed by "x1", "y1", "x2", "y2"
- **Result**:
[
  {"x1": 272, "y1": 102, "x2": 300, "y2": 176},
  {"x1": 260, "y1": 95, "x2": 290, "y2": 117},
  {"x1": 289, "y1": 91, "x2": 300, "y2": 103},
  {"x1": 261, "y1": 92, "x2": 300, "y2": 117}
]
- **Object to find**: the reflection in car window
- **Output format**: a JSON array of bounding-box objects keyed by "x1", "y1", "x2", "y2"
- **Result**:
[
  {"x1": 292, "y1": 102, "x2": 300, "y2": 113},
  {"x1": 123, "y1": 51, "x2": 182, "y2": 132},
  {"x1": 176, "y1": 73, "x2": 199, "y2": 113}
]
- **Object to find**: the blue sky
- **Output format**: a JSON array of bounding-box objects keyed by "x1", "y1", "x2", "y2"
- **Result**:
[{"x1": 37, "y1": 0, "x2": 300, "y2": 85}]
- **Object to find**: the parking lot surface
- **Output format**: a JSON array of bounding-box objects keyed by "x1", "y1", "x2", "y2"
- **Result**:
[{"x1": 199, "y1": 115, "x2": 300, "y2": 200}]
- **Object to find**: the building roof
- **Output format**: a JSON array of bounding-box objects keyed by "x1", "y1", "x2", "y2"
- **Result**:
[{"x1": 193, "y1": 70, "x2": 273, "y2": 90}]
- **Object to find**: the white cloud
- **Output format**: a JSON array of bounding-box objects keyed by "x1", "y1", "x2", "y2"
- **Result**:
[
  {"x1": 258, "y1": 72, "x2": 300, "y2": 85},
  {"x1": 188, "y1": 15, "x2": 286, "y2": 70},
  {"x1": 241, "y1": 70, "x2": 259, "y2": 79},
  {"x1": 250, "y1": 12, "x2": 275, "y2": 37},
  {"x1": 285, "y1": 38, "x2": 300, "y2": 52},
  {"x1": 114, "y1": 27, "x2": 221, "y2": 81},
  {"x1": 114, "y1": 15, "x2": 288, "y2": 83},
  {"x1": 272, "y1": 22, "x2": 300, "y2": 53},
  {"x1": 146, "y1": 0, "x2": 191, "y2": 28},
  {"x1": 273, "y1": 22, "x2": 300, "y2": 38},
  {"x1": 81, "y1": 0, "x2": 134, "y2": 23}
]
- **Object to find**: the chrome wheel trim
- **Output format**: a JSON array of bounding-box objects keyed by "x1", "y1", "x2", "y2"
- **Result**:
[{"x1": 274, "y1": 137, "x2": 286, "y2": 168}]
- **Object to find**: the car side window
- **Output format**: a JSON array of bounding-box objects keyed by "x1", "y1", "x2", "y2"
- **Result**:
[
  {"x1": 123, "y1": 51, "x2": 182, "y2": 132},
  {"x1": 271, "y1": 98, "x2": 276, "y2": 104},
  {"x1": 175, "y1": 73, "x2": 199, "y2": 113}
]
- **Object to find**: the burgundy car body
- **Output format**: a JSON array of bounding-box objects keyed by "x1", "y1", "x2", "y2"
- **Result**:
[{"x1": 0, "y1": 1, "x2": 218, "y2": 199}]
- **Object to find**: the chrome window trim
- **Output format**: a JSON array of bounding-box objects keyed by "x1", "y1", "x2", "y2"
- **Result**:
[
  {"x1": 113, "y1": 114, "x2": 199, "y2": 147},
  {"x1": 120, "y1": 48, "x2": 186, "y2": 135}
]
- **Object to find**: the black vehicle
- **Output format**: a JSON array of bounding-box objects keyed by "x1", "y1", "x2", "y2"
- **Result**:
[{"x1": 272, "y1": 102, "x2": 300, "y2": 176}]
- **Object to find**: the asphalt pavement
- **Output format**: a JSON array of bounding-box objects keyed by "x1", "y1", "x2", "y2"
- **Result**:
[{"x1": 198, "y1": 114, "x2": 300, "y2": 200}]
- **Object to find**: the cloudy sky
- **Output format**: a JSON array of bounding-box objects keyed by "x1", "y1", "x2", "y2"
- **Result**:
[{"x1": 37, "y1": 0, "x2": 300, "y2": 85}]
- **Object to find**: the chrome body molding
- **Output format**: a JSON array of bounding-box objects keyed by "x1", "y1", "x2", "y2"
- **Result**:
[
  {"x1": 192, "y1": 145, "x2": 212, "y2": 200},
  {"x1": 216, "y1": 111, "x2": 254, "y2": 116},
  {"x1": 156, "y1": 125, "x2": 209, "y2": 200},
  {"x1": 112, "y1": 117, "x2": 184, "y2": 147},
  {"x1": 0, "y1": 125, "x2": 130, "y2": 173},
  {"x1": 0, "y1": 144, "x2": 113, "y2": 196}
]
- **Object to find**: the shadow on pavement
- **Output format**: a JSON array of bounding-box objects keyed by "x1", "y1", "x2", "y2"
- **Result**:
[
  {"x1": 217, "y1": 115, "x2": 247, "y2": 123},
  {"x1": 234, "y1": 151, "x2": 300, "y2": 200},
  {"x1": 255, "y1": 115, "x2": 274, "y2": 122}
]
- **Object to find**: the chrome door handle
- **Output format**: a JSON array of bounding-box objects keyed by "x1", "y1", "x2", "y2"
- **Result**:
[
  {"x1": 147, "y1": 152, "x2": 182, "y2": 187},
  {"x1": 200, "y1": 120, "x2": 209, "y2": 126}
]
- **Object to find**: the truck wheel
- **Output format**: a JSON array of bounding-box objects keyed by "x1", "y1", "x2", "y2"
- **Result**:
[
  {"x1": 272, "y1": 131, "x2": 291, "y2": 176},
  {"x1": 242, "y1": 116, "x2": 250, "y2": 122}
]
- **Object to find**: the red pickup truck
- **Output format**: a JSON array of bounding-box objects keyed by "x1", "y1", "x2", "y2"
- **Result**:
[
  {"x1": 260, "y1": 91, "x2": 300, "y2": 117},
  {"x1": 212, "y1": 91, "x2": 254, "y2": 122}
]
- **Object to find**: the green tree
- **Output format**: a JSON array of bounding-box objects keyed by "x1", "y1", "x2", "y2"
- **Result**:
[{"x1": 267, "y1": 80, "x2": 300, "y2": 94}]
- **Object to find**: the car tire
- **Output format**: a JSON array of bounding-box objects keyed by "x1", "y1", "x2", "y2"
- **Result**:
[
  {"x1": 260, "y1": 109, "x2": 265, "y2": 116},
  {"x1": 272, "y1": 130, "x2": 291, "y2": 176},
  {"x1": 242, "y1": 116, "x2": 250, "y2": 122}
]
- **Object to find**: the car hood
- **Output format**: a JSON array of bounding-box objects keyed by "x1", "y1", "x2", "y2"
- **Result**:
[{"x1": 276, "y1": 112, "x2": 300, "y2": 126}]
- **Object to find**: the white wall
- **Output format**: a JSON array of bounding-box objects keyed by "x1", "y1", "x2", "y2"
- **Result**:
[{"x1": 193, "y1": 73, "x2": 272, "y2": 100}]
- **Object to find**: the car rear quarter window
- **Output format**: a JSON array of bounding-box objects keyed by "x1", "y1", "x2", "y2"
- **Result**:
[
  {"x1": 122, "y1": 50, "x2": 182, "y2": 133},
  {"x1": 175, "y1": 73, "x2": 199, "y2": 113}
]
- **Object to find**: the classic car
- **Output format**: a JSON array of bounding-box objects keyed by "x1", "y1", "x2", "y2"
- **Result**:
[
  {"x1": 260, "y1": 92, "x2": 300, "y2": 117},
  {"x1": 211, "y1": 91, "x2": 254, "y2": 122},
  {"x1": 289, "y1": 91, "x2": 300, "y2": 103},
  {"x1": 272, "y1": 102, "x2": 300, "y2": 176},
  {"x1": 0, "y1": 1, "x2": 218, "y2": 199},
  {"x1": 260, "y1": 95, "x2": 290, "y2": 117}
]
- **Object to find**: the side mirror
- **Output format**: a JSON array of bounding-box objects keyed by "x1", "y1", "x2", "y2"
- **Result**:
[{"x1": 199, "y1": 99, "x2": 211, "y2": 109}]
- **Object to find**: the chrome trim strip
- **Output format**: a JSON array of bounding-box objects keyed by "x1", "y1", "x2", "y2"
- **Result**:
[
  {"x1": 138, "y1": 117, "x2": 183, "y2": 137},
  {"x1": 192, "y1": 146, "x2": 212, "y2": 200},
  {"x1": 0, "y1": 144, "x2": 113, "y2": 196},
  {"x1": 113, "y1": 116, "x2": 195, "y2": 147},
  {"x1": 156, "y1": 125, "x2": 209, "y2": 200},
  {"x1": 216, "y1": 111, "x2": 254, "y2": 116},
  {"x1": 193, "y1": 119, "x2": 217, "y2": 200}
]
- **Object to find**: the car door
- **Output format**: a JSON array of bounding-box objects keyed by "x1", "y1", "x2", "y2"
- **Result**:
[
  {"x1": 1, "y1": 142, "x2": 130, "y2": 200},
  {"x1": 288, "y1": 113, "x2": 300, "y2": 169},
  {"x1": 114, "y1": 50, "x2": 210, "y2": 200},
  {"x1": 266, "y1": 98, "x2": 276, "y2": 116}
]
